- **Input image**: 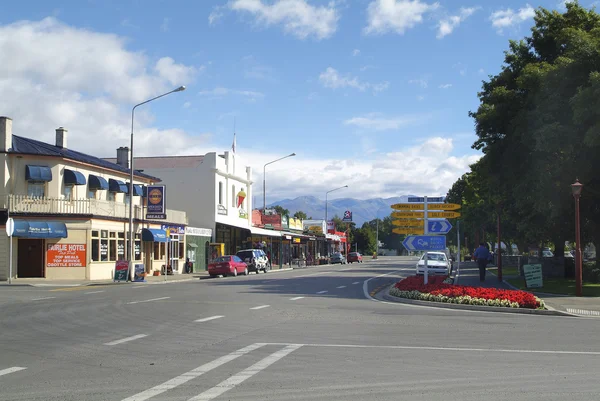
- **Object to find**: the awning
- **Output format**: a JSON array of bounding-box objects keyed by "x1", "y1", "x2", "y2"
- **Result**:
[
  {"x1": 129, "y1": 184, "x2": 143, "y2": 196},
  {"x1": 187, "y1": 243, "x2": 198, "y2": 248},
  {"x1": 63, "y1": 169, "x2": 86, "y2": 185},
  {"x1": 109, "y1": 178, "x2": 128, "y2": 193},
  {"x1": 250, "y1": 227, "x2": 282, "y2": 237},
  {"x1": 25, "y1": 165, "x2": 52, "y2": 182},
  {"x1": 141, "y1": 228, "x2": 168, "y2": 242},
  {"x1": 12, "y1": 220, "x2": 68, "y2": 238},
  {"x1": 88, "y1": 175, "x2": 109, "y2": 190}
]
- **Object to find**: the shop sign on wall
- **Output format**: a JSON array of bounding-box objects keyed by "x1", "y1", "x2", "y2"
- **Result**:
[{"x1": 47, "y1": 243, "x2": 86, "y2": 267}]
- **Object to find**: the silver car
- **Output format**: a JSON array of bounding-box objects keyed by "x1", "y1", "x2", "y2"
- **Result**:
[
  {"x1": 416, "y1": 252, "x2": 450, "y2": 276},
  {"x1": 329, "y1": 252, "x2": 347, "y2": 264}
]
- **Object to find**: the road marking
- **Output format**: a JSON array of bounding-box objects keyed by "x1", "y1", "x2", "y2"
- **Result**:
[
  {"x1": 104, "y1": 334, "x2": 148, "y2": 346},
  {"x1": 567, "y1": 308, "x2": 600, "y2": 317},
  {"x1": 363, "y1": 271, "x2": 402, "y2": 301},
  {"x1": 336, "y1": 285, "x2": 346, "y2": 289},
  {"x1": 50, "y1": 285, "x2": 111, "y2": 292},
  {"x1": 31, "y1": 297, "x2": 56, "y2": 301},
  {"x1": 0, "y1": 367, "x2": 27, "y2": 377},
  {"x1": 316, "y1": 290, "x2": 328, "y2": 294},
  {"x1": 352, "y1": 281, "x2": 360, "y2": 285},
  {"x1": 195, "y1": 315, "x2": 224, "y2": 322},
  {"x1": 85, "y1": 290, "x2": 105, "y2": 295},
  {"x1": 289, "y1": 296, "x2": 305, "y2": 301},
  {"x1": 250, "y1": 305, "x2": 270, "y2": 310},
  {"x1": 121, "y1": 343, "x2": 266, "y2": 401},
  {"x1": 127, "y1": 297, "x2": 170, "y2": 304},
  {"x1": 188, "y1": 344, "x2": 302, "y2": 401},
  {"x1": 340, "y1": 268, "x2": 353, "y2": 271}
]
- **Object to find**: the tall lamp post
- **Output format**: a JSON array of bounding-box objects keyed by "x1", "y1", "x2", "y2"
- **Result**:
[
  {"x1": 325, "y1": 185, "x2": 348, "y2": 223},
  {"x1": 497, "y1": 202, "x2": 503, "y2": 282},
  {"x1": 263, "y1": 153, "x2": 296, "y2": 212},
  {"x1": 128, "y1": 86, "x2": 186, "y2": 281},
  {"x1": 571, "y1": 178, "x2": 584, "y2": 297}
]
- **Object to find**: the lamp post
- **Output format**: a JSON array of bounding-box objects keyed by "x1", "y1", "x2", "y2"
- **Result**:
[
  {"x1": 325, "y1": 185, "x2": 348, "y2": 224},
  {"x1": 571, "y1": 178, "x2": 584, "y2": 297},
  {"x1": 128, "y1": 86, "x2": 185, "y2": 281},
  {"x1": 497, "y1": 202, "x2": 503, "y2": 282},
  {"x1": 263, "y1": 153, "x2": 296, "y2": 212}
]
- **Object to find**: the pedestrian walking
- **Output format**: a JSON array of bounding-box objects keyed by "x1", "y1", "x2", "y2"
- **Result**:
[{"x1": 473, "y1": 243, "x2": 491, "y2": 282}]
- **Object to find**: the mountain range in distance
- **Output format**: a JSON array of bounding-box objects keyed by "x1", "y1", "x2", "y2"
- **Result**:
[{"x1": 266, "y1": 195, "x2": 415, "y2": 226}]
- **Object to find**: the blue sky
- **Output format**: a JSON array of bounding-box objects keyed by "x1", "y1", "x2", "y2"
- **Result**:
[{"x1": 0, "y1": 0, "x2": 588, "y2": 202}]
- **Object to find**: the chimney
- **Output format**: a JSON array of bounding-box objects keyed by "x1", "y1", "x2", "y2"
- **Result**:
[
  {"x1": 116, "y1": 147, "x2": 130, "y2": 169},
  {"x1": 0, "y1": 116, "x2": 13, "y2": 152},
  {"x1": 55, "y1": 127, "x2": 68, "y2": 148}
]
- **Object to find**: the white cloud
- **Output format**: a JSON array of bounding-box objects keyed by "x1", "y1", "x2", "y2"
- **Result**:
[
  {"x1": 183, "y1": 101, "x2": 191, "y2": 108},
  {"x1": 437, "y1": 7, "x2": 477, "y2": 39},
  {"x1": 453, "y1": 62, "x2": 467, "y2": 76},
  {"x1": 438, "y1": 83, "x2": 452, "y2": 89},
  {"x1": 364, "y1": 0, "x2": 440, "y2": 35},
  {"x1": 160, "y1": 17, "x2": 170, "y2": 32},
  {"x1": 155, "y1": 57, "x2": 199, "y2": 86},
  {"x1": 352, "y1": 49, "x2": 360, "y2": 56},
  {"x1": 208, "y1": 7, "x2": 225, "y2": 25},
  {"x1": 226, "y1": 0, "x2": 339, "y2": 40},
  {"x1": 343, "y1": 113, "x2": 418, "y2": 131},
  {"x1": 490, "y1": 4, "x2": 535, "y2": 33},
  {"x1": 120, "y1": 18, "x2": 138, "y2": 29},
  {"x1": 198, "y1": 87, "x2": 265, "y2": 102},
  {"x1": 408, "y1": 78, "x2": 428, "y2": 88},
  {"x1": 319, "y1": 67, "x2": 389, "y2": 93}
]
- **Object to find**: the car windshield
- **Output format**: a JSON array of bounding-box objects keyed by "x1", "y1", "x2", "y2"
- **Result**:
[
  {"x1": 422, "y1": 254, "x2": 446, "y2": 262},
  {"x1": 215, "y1": 256, "x2": 230, "y2": 262},
  {"x1": 237, "y1": 251, "x2": 253, "y2": 259}
]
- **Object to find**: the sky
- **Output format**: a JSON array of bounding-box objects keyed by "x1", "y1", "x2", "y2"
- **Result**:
[{"x1": 0, "y1": 0, "x2": 589, "y2": 203}]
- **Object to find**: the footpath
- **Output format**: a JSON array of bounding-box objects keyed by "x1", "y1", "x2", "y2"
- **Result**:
[{"x1": 456, "y1": 261, "x2": 600, "y2": 317}]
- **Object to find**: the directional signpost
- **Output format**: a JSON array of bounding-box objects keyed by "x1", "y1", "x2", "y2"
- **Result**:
[
  {"x1": 427, "y1": 220, "x2": 453, "y2": 234},
  {"x1": 392, "y1": 219, "x2": 424, "y2": 228},
  {"x1": 393, "y1": 228, "x2": 424, "y2": 235},
  {"x1": 402, "y1": 235, "x2": 446, "y2": 251},
  {"x1": 391, "y1": 211, "x2": 461, "y2": 219}
]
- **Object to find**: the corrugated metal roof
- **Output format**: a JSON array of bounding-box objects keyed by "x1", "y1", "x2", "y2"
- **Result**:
[
  {"x1": 104, "y1": 155, "x2": 205, "y2": 169},
  {"x1": 10, "y1": 135, "x2": 160, "y2": 182}
]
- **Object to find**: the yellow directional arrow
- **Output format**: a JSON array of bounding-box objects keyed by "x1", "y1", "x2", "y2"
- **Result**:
[
  {"x1": 428, "y1": 211, "x2": 461, "y2": 218},
  {"x1": 391, "y1": 211, "x2": 424, "y2": 218},
  {"x1": 391, "y1": 211, "x2": 461, "y2": 219},
  {"x1": 391, "y1": 203, "x2": 425, "y2": 210},
  {"x1": 393, "y1": 228, "x2": 425, "y2": 235},
  {"x1": 392, "y1": 219, "x2": 424, "y2": 227},
  {"x1": 391, "y1": 203, "x2": 461, "y2": 211}
]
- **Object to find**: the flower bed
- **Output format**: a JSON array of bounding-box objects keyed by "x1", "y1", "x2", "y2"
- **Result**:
[{"x1": 390, "y1": 275, "x2": 545, "y2": 309}]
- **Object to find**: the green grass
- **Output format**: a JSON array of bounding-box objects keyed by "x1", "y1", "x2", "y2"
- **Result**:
[
  {"x1": 487, "y1": 266, "x2": 520, "y2": 277},
  {"x1": 507, "y1": 277, "x2": 600, "y2": 297}
]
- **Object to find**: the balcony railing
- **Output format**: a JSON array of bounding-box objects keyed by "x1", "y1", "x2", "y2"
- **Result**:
[{"x1": 2, "y1": 195, "x2": 188, "y2": 225}]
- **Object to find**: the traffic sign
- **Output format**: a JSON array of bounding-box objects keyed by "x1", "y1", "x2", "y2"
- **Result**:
[
  {"x1": 392, "y1": 219, "x2": 424, "y2": 227},
  {"x1": 428, "y1": 219, "x2": 453, "y2": 234},
  {"x1": 393, "y1": 228, "x2": 424, "y2": 235},
  {"x1": 391, "y1": 203, "x2": 425, "y2": 210},
  {"x1": 408, "y1": 196, "x2": 444, "y2": 203},
  {"x1": 402, "y1": 235, "x2": 447, "y2": 251},
  {"x1": 5, "y1": 217, "x2": 14, "y2": 237},
  {"x1": 428, "y1": 211, "x2": 461, "y2": 218},
  {"x1": 391, "y1": 211, "x2": 424, "y2": 218},
  {"x1": 391, "y1": 203, "x2": 460, "y2": 211}
]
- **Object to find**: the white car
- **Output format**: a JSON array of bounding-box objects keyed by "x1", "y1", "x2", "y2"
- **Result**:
[{"x1": 416, "y1": 252, "x2": 450, "y2": 276}]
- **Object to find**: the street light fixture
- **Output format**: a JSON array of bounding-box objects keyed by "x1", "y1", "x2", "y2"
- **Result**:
[
  {"x1": 128, "y1": 85, "x2": 186, "y2": 281},
  {"x1": 571, "y1": 178, "x2": 584, "y2": 297},
  {"x1": 325, "y1": 185, "x2": 348, "y2": 225},
  {"x1": 263, "y1": 153, "x2": 296, "y2": 212}
]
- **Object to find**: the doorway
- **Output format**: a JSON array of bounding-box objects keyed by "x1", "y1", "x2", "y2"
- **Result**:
[{"x1": 17, "y1": 239, "x2": 44, "y2": 278}]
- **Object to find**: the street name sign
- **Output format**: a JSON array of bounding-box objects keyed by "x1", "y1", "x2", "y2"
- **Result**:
[
  {"x1": 393, "y1": 228, "x2": 425, "y2": 235},
  {"x1": 392, "y1": 219, "x2": 424, "y2": 227},
  {"x1": 427, "y1": 220, "x2": 453, "y2": 234},
  {"x1": 402, "y1": 235, "x2": 447, "y2": 251},
  {"x1": 408, "y1": 196, "x2": 444, "y2": 203},
  {"x1": 391, "y1": 211, "x2": 425, "y2": 218},
  {"x1": 428, "y1": 211, "x2": 461, "y2": 219},
  {"x1": 391, "y1": 203, "x2": 461, "y2": 211}
]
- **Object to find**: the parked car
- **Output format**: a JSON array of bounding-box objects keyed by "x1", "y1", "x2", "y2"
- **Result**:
[
  {"x1": 416, "y1": 252, "x2": 450, "y2": 276},
  {"x1": 236, "y1": 249, "x2": 270, "y2": 273},
  {"x1": 329, "y1": 252, "x2": 347, "y2": 264},
  {"x1": 208, "y1": 255, "x2": 248, "y2": 277},
  {"x1": 347, "y1": 252, "x2": 363, "y2": 263}
]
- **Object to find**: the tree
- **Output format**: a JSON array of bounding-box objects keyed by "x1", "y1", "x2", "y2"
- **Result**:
[
  {"x1": 293, "y1": 211, "x2": 308, "y2": 220},
  {"x1": 271, "y1": 205, "x2": 290, "y2": 217}
]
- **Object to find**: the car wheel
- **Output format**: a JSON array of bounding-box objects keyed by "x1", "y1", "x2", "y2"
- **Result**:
[
  {"x1": 209, "y1": 274, "x2": 216, "y2": 278},
  {"x1": 243, "y1": 267, "x2": 248, "y2": 275},
  {"x1": 232, "y1": 269, "x2": 237, "y2": 277}
]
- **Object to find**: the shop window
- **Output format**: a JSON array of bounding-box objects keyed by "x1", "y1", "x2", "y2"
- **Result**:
[
  {"x1": 108, "y1": 192, "x2": 116, "y2": 202},
  {"x1": 92, "y1": 230, "x2": 109, "y2": 262},
  {"x1": 218, "y1": 182, "x2": 223, "y2": 205},
  {"x1": 117, "y1": 232, "x2": 125, "y2": 260},
  {"x1": 179, "y1": 241, "x2": 184, "y2": 260},
  {"x1": 109, "y1": 232, "x2": 117, "y2": 261},
  {"x1": 28, "y1": 182, "x2": 45, "y2": 198},
  {"x1": 63, "y1": 185, "x2": 73, "y2": 200},
  {"x1": 135, "y1": 233, "x2": 141, "y2": 261},
  {"x1": 88, "y1": 189, "x2": 96, "y2": 199},
  {"x1": 153, "y1": 242, "x2": 166, "y2": 260},
  {"x1": 124, "y1": 194, "x2": 130, "y2": 206},
  {"x1": 91, "y1": 231, "x2": 99, "y2": 262},
  {"x1": 232, "y1": 185, "x2": 235, "y2": 207}
]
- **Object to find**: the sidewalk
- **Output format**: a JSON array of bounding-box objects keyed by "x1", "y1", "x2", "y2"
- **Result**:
[
  {"x1": 453, "y1": 261, "x2": 513, "y2": 290},
  {"x1": 0, "y1": 273, "x2": 207, "y2": 287}
]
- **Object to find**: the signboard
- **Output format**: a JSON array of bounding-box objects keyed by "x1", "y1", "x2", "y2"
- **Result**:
[
  {"x1": 408, "y1": 196, "x2": 444, "y2": 203},
  {"x1": 392, "y1": 219, "x2": 424, "y2": 227},
  {"x1": 5, "y1": 217, "x2": 14, "y2": 236},
  {"x1": 133, "y1": 263, "x2": 146, "y2": 282},
  {"x1": 288, "y1": 217, "x2": 303, "y2": 231},
  {"x1": 523, "y1": 264, "x2": 543, "y2": 288},
  {"x1": 392, "y1": 211, "x2": 424, "y2": 218},
  {"x1": 393, "y1": 228, "x2": 424, "y2": 235},
  {"x1": 185, "y1": 227, "x2": 213, "y2": 237},
  {"x1": 46, "y1": 243, "x2": 86, "y2": 267},
  {"x1": 428, "y1": 211, "x2": 461, "y2": 218},
  {"x1": 402, "y1": 235, "x2": 447, "y2": 251},
  {"x1": 391, "y1": 211, "x2": 461, "y2": 219},
  {"x1": 327, "y1": 220, "x2": 335, "y2": 231},
  {"x1": 391, "y1": 203, "x2": 460, "y2": 211},
  {"x1": 428, "y1": 220, "x2": 453, "y2": 234},
  {"x1": 161, "y1": 225, "x2": 185, "y2": 235},
  {"x1": 303, "y1": 219, "x2": 326, "y2": 234},
  {"x1": 237, "y1": 188, "x2": 247, "y2": 219},
  {"x1": 114, "y1": 260, "x2": 129, "y2": 282},
  {"x1": 146, "y1": 185, "x2": 166, "y2": 219},
  {"x1": 342, "y1": 210, "x2": 352, "y2": 222}
]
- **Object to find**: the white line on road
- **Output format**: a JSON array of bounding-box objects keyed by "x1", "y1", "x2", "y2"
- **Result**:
[
  {"x1": 121, "y1": 343, "x2": 266, "y2": 401},
  {"x1": 195, "y1": 315, "x2": 224, "y2": 322},
  {"x1": 188, "y1": 344, "x2": 302, "y2": 401},
  {"x1": 363, "y1": 271, "x2": 402, "y2": 301},
  {"x1": 567, "y1": 308, "x2": 600, "y2": 317},
  {"x1": 250, "y1": 305, "x2": 270, "y2": 310},
  {"x1": 289, "y1": 296, "x2": 305, "y2": 301},
  {"x1": 127, "y1": 297, "x2": 170, "y2": 304},
  {"x1": 352, "y1": 281, "x2": 360, "y2": 285},
  {"x1": 84, "y1": 290, "x2": 105, "y2": 295},
  {"x1": 31, "y1": 297, "x2": 56, "y2": 301},
  {"x1": 339, "y1": 268, "x2": 353, "y2": 271},
  {"x1": 336, "y1": 286, "x2": 346, "y2": 289},
  {"x1": 104, "y1": 334, "x2": 148, "y2": 346},
  {"x1": 0, "y1": 367, "x2": 27, "y2": 377},
  {"x1": 316, "y1": 290, "x2": 328, "y2": 294}
]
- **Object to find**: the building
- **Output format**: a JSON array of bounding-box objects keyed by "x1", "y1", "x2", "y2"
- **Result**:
[{"x1": 0, "y1": 116, "x2": 189, "y2": 281}]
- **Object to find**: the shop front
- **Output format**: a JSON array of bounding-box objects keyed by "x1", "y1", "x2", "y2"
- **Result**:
[
  {"x1": 185, "y1": 226, "x2": 212, "y2": 272},
  {"x1": 215, "y1": 222, "x2": 251, "y2": 256},
  {"x1": 246, "y1": 226, "x2": 282, "y2": 268}
]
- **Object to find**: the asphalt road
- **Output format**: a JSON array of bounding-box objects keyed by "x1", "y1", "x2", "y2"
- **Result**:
[{"x1": 1, "y1": 256, "x2": 600, "y2": 401}]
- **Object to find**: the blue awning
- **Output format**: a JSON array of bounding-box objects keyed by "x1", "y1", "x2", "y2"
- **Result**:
[
  {"x1": 88, "y1": 175, "x2": 109, "y2": 190},
  {"x1": 141, "y1": 228, "x2": 168, "y2": 242},
  {"x1": 12, "y1": 220, "x2": 68, "y2": 238},
  {"x1": 25, "y1": 165, "x2": 52, "y2": 182},
  {"x1": 63, "y1": 169, "x2": 86, "y2": 185},
  {"x1": 128, "y1": 184, "x2": 143, "y2": 196},
  {"x1": 108, "y1": 178, "x2": 128, "y2": 193}
]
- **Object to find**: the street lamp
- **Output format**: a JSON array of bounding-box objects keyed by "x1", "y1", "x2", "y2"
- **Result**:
[
  {"x1": 571, "y1": 178, "x2": 584, "y2": 297},
  {"x1": 497, "y1": 202, "x2": 503, "y2": 282},
  {"x1": 325, "y1": 185, "x2": 348, "y2": 224},
  {"x1": 263, "y1": 153, "x2": 296, "y2": 212},
  {"x1": 128, "y1": 85, "x2": 186, "y2": 281}
]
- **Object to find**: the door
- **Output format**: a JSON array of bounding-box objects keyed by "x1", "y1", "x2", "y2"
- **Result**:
[{"x1": 17, "y1": 239, "x2": 44, "y2": 278}]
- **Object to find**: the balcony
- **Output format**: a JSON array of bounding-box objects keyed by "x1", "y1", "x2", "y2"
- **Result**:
[{"x1": 2, "y1": 195, "x2": 188, "y2": 225}]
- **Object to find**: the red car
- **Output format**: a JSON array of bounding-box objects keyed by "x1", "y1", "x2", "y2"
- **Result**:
[
  {"x1": 347, "y1": 252, "x2": 363, "y2": 263},
  {"x1": 208, "y1": 255, "x2": 248, "y2": 277}
]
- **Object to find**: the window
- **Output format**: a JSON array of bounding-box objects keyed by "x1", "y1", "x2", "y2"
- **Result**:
[
  {"x1": 92, "y1": 230, "x2": 141, "y2": 262},
  {"x1": 88, "y1": 189, "x2": 96, "y2": 199},
  {"x1": 91, "y1": 230, "x2": 109, "y2": 262},
  {"x1": 109, "y1": 232, "x2": 117, "y2": 261},
  {"x1": 179, "y1": 241, "x2": 184, "y2": 260},
  {"x1": 108, "y1": 192, "x2": 116, "y2": 202},
  {"x1": 117, "y1": 232, "x2": 125, "y2": 260},
  {"x1": 218, "y1": 182, "x2": 223, "y2": 205},
  {"x1": 232, "y1": 185, "x2": 235, "y2": 207},
  {"x1": 63, "y1": 185, "x2": 73, "y2": 200},
  {"x1": 134, "y1": 233, "x2": 141, "y2": 261},
  {"x1": 124, "y1": 194, "x2": 130, "y2": 206},
  {"x1": 28, "y1": 182, "x2": 45, "y2": 198},
  {"x1": 153, "y1": 241, "x2": 165, "y2": 259}
]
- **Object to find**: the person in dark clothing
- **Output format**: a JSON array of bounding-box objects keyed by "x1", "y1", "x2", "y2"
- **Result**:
[{"x1": 473, "y1": 243, "x2": 491, "y2": 281}]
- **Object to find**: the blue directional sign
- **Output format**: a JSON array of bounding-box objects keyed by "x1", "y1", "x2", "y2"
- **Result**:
[
  {"x1": 427, "y1": 220, "x2": 452, "y2": 234},
  {"x1": 402, "y1": 235, "x2": 447, "y2": 251},
  {"x1": 408, "y1": 196, "x2": 445, "y2": 203}
]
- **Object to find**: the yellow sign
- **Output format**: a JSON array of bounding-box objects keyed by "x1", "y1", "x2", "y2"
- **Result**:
[
  {"x1": 391, "y1": 203, "x2": 461, "y2": 211},
  {"x1": 391, "y1": 211, "x2": 424, "y2": 218},
  {"x1": 428, "y1": 211, "x2": 461, "y2": 218},
  {"x1": 392, "y1": 219, "x2": 424, "y2": 227},
  {"x1": 391, "y1": 211, "x2": 461, "y2": 219},
  {"x1": 393, "y1": 228, "x2": 425, "y2": 235}
]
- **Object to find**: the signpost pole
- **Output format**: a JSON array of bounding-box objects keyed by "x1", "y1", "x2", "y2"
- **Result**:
[
  {"x1": 457, "y1": 220, "x2": 461, "y2": 276},
  {"x1": 6, "y1": 217, "x2": 14, "y2": 285},
  {"x1": 423, "y1": 196, "x2": 428, "y2": 285}
]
